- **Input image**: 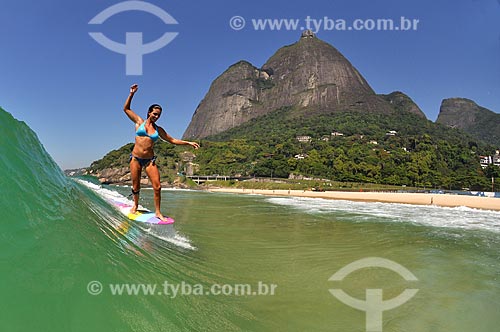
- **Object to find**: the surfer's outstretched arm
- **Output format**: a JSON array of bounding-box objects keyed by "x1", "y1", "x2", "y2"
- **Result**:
[
  {"x1": 123, "y1": 84, "x2": 142, "y2": 124},
  {"x1": 157, "y1": 127, "x2": 200, "y2": 149}
]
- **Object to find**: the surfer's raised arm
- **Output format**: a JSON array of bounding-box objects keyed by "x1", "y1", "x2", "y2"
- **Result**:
[{"x1": 123, "y1": 84, "x2": 142, "y2": 124}]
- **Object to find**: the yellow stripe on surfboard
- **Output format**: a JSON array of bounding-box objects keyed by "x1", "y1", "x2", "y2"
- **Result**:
[{"x1": 127, "y1": 212, "x2": 142, "y2": 220}]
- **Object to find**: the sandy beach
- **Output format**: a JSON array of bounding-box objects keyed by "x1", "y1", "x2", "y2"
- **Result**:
[{"x1": 207, "y1": 188, "x2": 500, "y2": 211}]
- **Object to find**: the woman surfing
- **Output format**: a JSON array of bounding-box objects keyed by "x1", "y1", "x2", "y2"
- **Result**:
[{"x1": 123, "y1": 84, "x2": 199, "y2": 221}]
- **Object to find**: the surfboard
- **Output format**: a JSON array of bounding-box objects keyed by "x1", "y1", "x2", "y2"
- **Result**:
[
  {"x1": 75, "y1": 179, "x2": 175, "y2": 225},
  {"x1": 110, "y1": 199, "x2": 175, "y2": 225}
]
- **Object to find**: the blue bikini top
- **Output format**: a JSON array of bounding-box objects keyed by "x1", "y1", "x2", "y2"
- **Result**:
[{"x1": 135, "y1": 121, "x2": 159, "y2": 142}]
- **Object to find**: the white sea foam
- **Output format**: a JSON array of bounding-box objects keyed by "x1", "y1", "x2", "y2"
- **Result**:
[{"x1": 266, "y1": 196, "x2": 500, "y2": 233}]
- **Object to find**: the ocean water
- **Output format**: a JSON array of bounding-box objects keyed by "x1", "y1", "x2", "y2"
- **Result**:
[{"x1": 1, "y1": 107, "x2": 500, "y2": 332}]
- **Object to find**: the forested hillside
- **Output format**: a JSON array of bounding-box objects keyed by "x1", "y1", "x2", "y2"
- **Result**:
[{"x1": 90, "y1": 107, "x2": 497, "y2": 190}]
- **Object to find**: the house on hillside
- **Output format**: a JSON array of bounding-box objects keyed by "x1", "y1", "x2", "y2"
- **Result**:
[
  {"x1": 480, "y1": 156, "x2": 491, "y2": 169},
  {"x1": 493, "y1": 151, "x2": 500, "y2": 167},
  {"x1": 480, "y1": 151, "x2": 500, "y2": 168},
  {"x1": 386, "y1": 130, "x2": 398, "y2": 136},
  {"x1": 294, "y1": 154, "x2": 308, "y2": 160},
  {"x1": 296, "y1": 136, "x2": 312, "y2": 143}
]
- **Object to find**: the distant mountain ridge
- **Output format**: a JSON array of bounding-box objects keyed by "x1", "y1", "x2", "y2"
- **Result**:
[
  {"x1": 436, "y1": 98, "x2": 500, "y2": 146},
  {"x1": 183, "y1": 30, "x2": 424, "y2": 140}
]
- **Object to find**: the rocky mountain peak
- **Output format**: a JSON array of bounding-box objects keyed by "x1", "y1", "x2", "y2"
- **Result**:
[
  {"x1": 437, "y1": 98, "x2": 500, "y2": 146},
  {"x1": 380, "y1": 91, "x2": 426, "y2": 119},
  {"x1": 437, "y1": 98, "x2": 482, "y2": 128},
  {"x1": 183, "y1": 33, "x2": 396, "y2": 139}
]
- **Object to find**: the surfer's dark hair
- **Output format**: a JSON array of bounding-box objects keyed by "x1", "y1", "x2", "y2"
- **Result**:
[{"x1": 147, "y1": 104, "x2": 162, "y2": 118}]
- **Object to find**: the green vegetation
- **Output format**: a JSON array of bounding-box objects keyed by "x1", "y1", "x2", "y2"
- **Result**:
[
  {"x1": 464, "y1": 108, "x2": 500, "y2": 146},
  {"x1": 198, "y1": 108, "x2": 496, "y2": 190},
  {"x1": 89, "y1": 108, "x2": 498, "y2": 191},
  {"x1": 205, "y1": 179, "x2": 416, "y2": 191}
]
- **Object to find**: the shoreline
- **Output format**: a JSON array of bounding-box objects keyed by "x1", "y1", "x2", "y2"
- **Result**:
[{"x1": 207, "y1": 188, "x2": 500, "y2": 212}]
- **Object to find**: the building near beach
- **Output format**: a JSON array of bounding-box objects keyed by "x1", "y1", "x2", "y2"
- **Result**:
[{"x1": 480, "y1": 150, "x2": 500, "y2": 169}]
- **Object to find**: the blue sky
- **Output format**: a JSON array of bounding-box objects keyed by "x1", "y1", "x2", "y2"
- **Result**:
[{"x1": 1, "y1": 0, "x2": 499, "y2": 169}]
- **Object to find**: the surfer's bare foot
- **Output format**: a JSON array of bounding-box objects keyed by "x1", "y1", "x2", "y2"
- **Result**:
[
  {"x1": 155, "y1": 213, "x2": 166, "y2": 221},
  {"x1": 130, "y1": 207, "x2": 138, "y2": 214}
]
